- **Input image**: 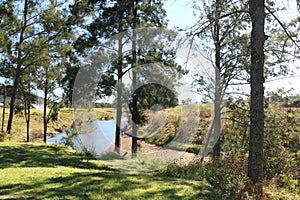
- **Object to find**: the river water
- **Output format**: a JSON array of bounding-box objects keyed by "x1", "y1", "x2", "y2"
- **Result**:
[{"x1": 47, "y1": 119, "x2": 128, "y2": 155}]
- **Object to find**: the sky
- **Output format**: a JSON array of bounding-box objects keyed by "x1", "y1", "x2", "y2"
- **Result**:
[
  {"x1": 163, "y1": 0, "x2": 196, "y2": 29},
  {"x1": 164, "y1": 0, "x2": 300, "y2": 97}
]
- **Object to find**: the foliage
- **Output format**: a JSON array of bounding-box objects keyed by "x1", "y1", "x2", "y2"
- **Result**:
[
  {"x1": 224, "y1": 98, "x2": 300, "y2": 192},
  {"x1": 264, "y1": 106, "x2": 300, "y2": 189},
  {"x1": 191, "y1": 0, "x2": 250, "y2": 102},
  {"x1": 0, "y1": 0, "x2": 77, "y2": 134},
  {"x1": 62, "y1": 122, "x2": 79, "y2": 149},
  {"x1": 158, "y1": 160, "x2": 250, "y2": 200}
]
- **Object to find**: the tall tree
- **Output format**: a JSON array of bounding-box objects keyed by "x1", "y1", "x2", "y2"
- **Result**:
[
  {"x1": 131, "y1": 0, "x2": 138, "y2": 156},
  {"x1": 72, "y1": 0, "x2": 131, "y2": 153},
  {"x1": 126, "y1": 0, "x2": 181, "y2": 156},
  {"x1": 192, "y1": 0, "x2": 249, "y2": 159},
  {"x1": 5, "y1": 0, "x2": 31, "y2": 134},
  {"x1": 38, "y1": 0, "x2": 75, "y2": 142},
  {"x1": 73, "y1": 0, "x2": 178, "y2": 156},
  {"x1": 248, "y1": 0, "x2": 265, "y2": 198}
]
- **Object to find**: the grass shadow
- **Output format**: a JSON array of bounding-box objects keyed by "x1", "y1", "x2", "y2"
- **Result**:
[
  {"x1": 0, "y1": 170, "x2": 221, "y2": 200},
  {"x1": 0, "y1": 143, "x2": 112, "y2": 170}
]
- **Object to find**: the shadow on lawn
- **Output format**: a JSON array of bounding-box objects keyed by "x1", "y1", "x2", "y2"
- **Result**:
[
  {"x1": 0, "y1": 170, "x2": 221, "y2": 200},
  {"x1": 0, "y1": 143, "x2": 111, "y2": 170},
  {"x1": 0, "y1": 143, "x2": 221, "y2": 199}
]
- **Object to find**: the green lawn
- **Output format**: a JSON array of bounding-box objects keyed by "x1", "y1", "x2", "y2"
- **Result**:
[{"x1": 0, "y1": 142, "x2": 221, "y2": 200}]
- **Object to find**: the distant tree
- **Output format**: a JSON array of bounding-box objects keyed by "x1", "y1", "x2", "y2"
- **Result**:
[{"x1": 20, "y1": 72, "x2": 36, "y2": 142}]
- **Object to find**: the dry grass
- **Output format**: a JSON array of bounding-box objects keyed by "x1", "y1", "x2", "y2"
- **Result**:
[{"x1": 0, "y1": 108, "x2": 115, "y2": 142}]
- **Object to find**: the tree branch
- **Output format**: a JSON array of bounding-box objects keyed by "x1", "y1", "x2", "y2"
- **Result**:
[{"x1": 265, "y1": 6, "x2": 300, "y2": 50}]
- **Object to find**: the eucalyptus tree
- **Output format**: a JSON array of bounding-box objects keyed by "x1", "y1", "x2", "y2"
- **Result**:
[
  {"x1": 247, "y1": 0, "x2": 265, "y2": 197},
  {"x1": 191, "y1": 0, "x2": 249, "y2": 159},
  {"x1": 248, "y1": 0, "x2": 300, "y2": 197}
]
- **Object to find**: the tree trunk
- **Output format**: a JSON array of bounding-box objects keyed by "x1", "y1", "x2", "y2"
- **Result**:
[
  {"x1": 7, "y1": 74, "x2": 20, "y2": 134},
  {"x1": 43, "y1": 69, "x2": 49, "y2": 143},
  {"x1": 1, "y1": 84, "x2": 6, "y2": 133},
  {"x1": 131, "y1": 35, "x2": 138, "y2": 157},
  {"x1": 212, "y1": 0, "x2": 222, "y2": 160},
  {"x1": 131, "y1": 0, "x2": 138, "y2": 157},
  {"x1": 26, "y1": 81, "x2": 31, "y2": 142},
  {"x1": 248, "y1": 0, "x2": 265, "y2": 198},
  {"x1": 114, "y1": 36, "x2": 123, "y2": 154}
]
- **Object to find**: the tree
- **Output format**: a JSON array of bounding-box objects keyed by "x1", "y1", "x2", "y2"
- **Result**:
[
  {"x1": 126, "y1": 0, "x2": 183, "y2": 156},
  {"x1": 0, "y1": 0, "x2": 74, "y2": 134},
  {"x1": 37, "y1": 0, "x2": 75, "y2": 142},
  {"x1": 71, "y1": 0, "x2": 132, "y2": 154},
  {"x1": 72, "y1": 0, "x2": 180, "y2": 156},
  {"x1": 248, "y1": 0, "x2": 265, "y2": 198},
  {"x1": 20, "y1": 72, "x2": 36, "y2": 142},
  {"x1": 192, "y1": 0, "x2": 249, "y2": 159}
]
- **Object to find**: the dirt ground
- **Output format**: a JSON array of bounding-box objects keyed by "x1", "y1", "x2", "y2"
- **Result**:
[{"x1": 117, "y1": 136, "x2": 203, "y2": 166}]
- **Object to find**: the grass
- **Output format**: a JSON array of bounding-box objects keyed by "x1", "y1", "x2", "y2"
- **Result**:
[
  {"x1": 145, "y1": 104, "x2": 212, "y2": 153},
  {"x1": 0, "y1": 142, "x2": 221, "y2": 200}
]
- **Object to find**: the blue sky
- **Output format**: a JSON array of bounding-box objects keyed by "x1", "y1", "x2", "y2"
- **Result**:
[
  {"x1": 164, "y1": 0, "x2": 196, "y2": 29},
  {"x1": 164, "y1": 0, "x2": 300, "y2": 28}
]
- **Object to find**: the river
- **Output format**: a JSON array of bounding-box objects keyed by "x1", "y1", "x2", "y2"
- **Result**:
[{"x1": 46, "y1": 119, "x2": 129, "y2": 155}]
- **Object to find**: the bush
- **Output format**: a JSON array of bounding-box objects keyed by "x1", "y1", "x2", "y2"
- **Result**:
[
  {"x1": 0, "y1": 131, "x2": 8, "y2": 141},
  {"x1": 158, "y1": 160, "x2": 250, "y2": 200},
  {"x1": 225, "y1": 100, "x2": 300, "y2": 191},
  {"x1": 157, "y1": 162, "x2": 205, "y2": 179},
  {"x1": 204, "y1": 162, "x2": 249, "y2": 200}
]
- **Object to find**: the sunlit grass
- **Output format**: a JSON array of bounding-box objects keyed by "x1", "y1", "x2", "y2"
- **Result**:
[{"x1": 0, "y1": 142, "x2": 221, "y2": 200}]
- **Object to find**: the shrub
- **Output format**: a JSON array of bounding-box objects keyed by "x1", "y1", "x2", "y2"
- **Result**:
[
  {"x1": 0, "y1": 131, "x2": 8, "y2": 141},
  {"x1": 158, "y1": 160, "x2": 250, "y2": 200}
]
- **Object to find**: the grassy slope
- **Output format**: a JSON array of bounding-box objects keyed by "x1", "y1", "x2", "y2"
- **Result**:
[{"x1": 0, "y1": 142, "x2": 221, "y2": 200}]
